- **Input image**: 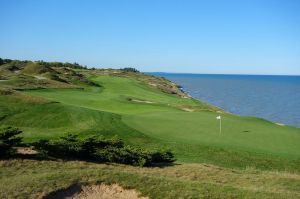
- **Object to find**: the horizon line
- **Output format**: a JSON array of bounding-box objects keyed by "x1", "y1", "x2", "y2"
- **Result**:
[
  {"x1": 145, "y1": 71, "x2": 300, "y2": 77},
  {"x1": 1, "y1": 57, "x2": 299, "y2": 76}
]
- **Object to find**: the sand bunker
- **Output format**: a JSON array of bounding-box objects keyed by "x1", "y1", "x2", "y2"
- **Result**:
[
  {"x1": 47, "y1": 184, "x2": 148, "y2": 199},
  {"x1": 131, "y1": 99, "x2": 155, "y2": 104},
  {"x1": 72, "y1": 184, "x2": 148, "y2": 199},
  {"x1": 181, "y1": 107, "x2": 195, "y2": 112},
  {"x1": 34, "y1": 75, "x2": 47, "y2": 80},
  {"x1": 17, "y1": 147, "x2": 38, "y2": 155}
]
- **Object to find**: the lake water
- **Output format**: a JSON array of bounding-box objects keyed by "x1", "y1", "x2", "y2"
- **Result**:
[{"x1": 150, "y1": 73, "x2": 300, "y2": 128}]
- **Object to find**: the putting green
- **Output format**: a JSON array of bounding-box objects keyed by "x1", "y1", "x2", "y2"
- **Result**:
[{"x1": 123, "y1": 112, "x2": 300, "y2": 158}]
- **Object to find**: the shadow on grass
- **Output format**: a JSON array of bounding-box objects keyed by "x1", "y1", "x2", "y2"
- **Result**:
[
  {"x1": 150, "y1": 162, "x2": 180, "y2": 168},
  {"x1": 7, "y1": 153, "x2": 178, "y2": 168},
  {"x1": 43, "y1": 183, "x2": 82, "y2": 199}
]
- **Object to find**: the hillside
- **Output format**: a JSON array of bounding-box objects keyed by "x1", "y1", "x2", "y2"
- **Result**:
[{"x1": 0, "y1": 59, "x2": 300, "y2": 198}]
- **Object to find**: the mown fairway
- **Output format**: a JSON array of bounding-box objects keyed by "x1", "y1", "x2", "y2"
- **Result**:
[
  {"x1": 25, "y1": 76, "x2": 205, "y2": 114},
  {"x1": 19, "y1": 75, "x2": 300, "y2": 171}
]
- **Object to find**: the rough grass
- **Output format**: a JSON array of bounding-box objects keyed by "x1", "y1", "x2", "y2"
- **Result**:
[
  {"x1": 0, "y1": 61, "x2": 96, "y2": 90},
  {"x1": 0, "y1": 159, "x2": 299, "y2": 199},
  {"x1": 21, "y1": 62, "x2": 54, "y2": 75}
]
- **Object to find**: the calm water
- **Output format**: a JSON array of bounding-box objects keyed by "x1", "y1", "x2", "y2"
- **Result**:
[{"x1": 150, "y1": 73, "x2": 300, "y2": 128}]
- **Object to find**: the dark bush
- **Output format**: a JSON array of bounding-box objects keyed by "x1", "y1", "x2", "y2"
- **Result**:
[
  {"x1": 33, "y1": 134, "x2": 175, "y2": 167},
  {"x1": 32, "y1": 139, "x2": 51, "y2": 157},
  {"x1": 33, "y1": 134, "x2": 123, "y2": 159},
  {"x1": 33, "y1": 134, "x2": 81, "y2": 158},
  {"x1": 0, "y1": 58, "x2": 13, "y2": 66},
  {"x1": 94, "y1": 146, "x2": 152, "y2": 166},
  {"x1": 150, "y1": 150, "x2": 175, "y2": 163},
  {"x1": 0, "y1": 126, "x2": 22, "y2": 157},
  {"x1": 36, "y1": 61, "x2": 88, "y2": 70}
]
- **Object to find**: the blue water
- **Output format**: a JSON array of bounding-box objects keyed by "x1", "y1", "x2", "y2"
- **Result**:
[{"x1": 150, "y1": 73, "x2": 300, "y2": 128}]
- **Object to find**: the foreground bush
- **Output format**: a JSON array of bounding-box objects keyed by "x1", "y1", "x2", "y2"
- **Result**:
[
  {"x1": 33, "y1": 134, "x2": 175, "y2": 167},
  {"x1": 0, "y1": 126, "x2": 22, "y2": 157}
]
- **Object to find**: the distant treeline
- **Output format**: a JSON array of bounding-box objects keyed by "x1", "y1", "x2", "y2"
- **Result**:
[
  {"x1": 0, "y1": 58, "x2": 14, "y2": 66},
  {"x1": 0, "y1": 58, "x2": 89, "y2": 70},
  {"x1": 120, "y1": 67, "x2": 139, "y2": 73},
  {"x1": 0, "y1": 58, "x2": 139, "y2": 72}
]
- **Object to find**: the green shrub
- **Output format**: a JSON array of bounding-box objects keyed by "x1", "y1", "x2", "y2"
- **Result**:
[
  {"x1": 33, "y1": 134, "x2": 175, "y2": 166},
  {"x1": 150, "y1": 150, "x2": 175, "y2": 163},
  {"x1": 33, "y1": 134, "x2": 81, "y2": 158},
  {"x1": 31, "y1": 139, "x2": 51, "y2": 157},
  {"x1": 33, "y1": 134, "x2": 123, "y2": 160},
  {"x1": 94, "y1": 146, "x2": 152, "y2": 166},
  {"x1": 0, "y1": 126, "x2": 22, "y2": 157}
]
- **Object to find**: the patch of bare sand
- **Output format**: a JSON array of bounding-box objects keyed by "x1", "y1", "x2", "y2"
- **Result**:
[
  {"x1": 131, "y1": 99, "x2": 155, "y2": 104},
  {"x1": 54, "y1": 184, "x2": 148, "y2": 199},
  {"x1": 17, "y1": 147, "x2": 38, "y2": 155},
  {"x1": 34, "y1": 75, "x2": 47, "y2": 80},
  {"x1": 148, "y1": 83, "x2": 157, "y2": 87},
  {"x1": 181, "y1": 107, "x2": 195, "y2": 112}
]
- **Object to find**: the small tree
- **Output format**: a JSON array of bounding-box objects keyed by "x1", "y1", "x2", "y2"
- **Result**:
[
  {"x1": 121, "y1": 67, "x2": 139, "y2": 73},
  {"x1": 0, "y1": 126, "x2": 22, "y2": 157}
]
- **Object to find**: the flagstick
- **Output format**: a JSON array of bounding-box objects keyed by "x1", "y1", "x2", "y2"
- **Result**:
[
  {"x1": 219, "y1": 117, "x2": 222, "y2": 135},
  {"x1": 216, "y1": 115, "x2": 222, "y2": 135}
]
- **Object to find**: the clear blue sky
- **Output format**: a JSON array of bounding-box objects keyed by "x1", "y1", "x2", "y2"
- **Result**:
[{"x1": 1, "y1": 0, "x2": 299, "y2": 75}]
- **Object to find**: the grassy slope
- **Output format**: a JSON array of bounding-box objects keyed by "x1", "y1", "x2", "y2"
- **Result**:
[
  {"x1": 0, "y1": 93, "x2": 148, "y2": 145},
  {"x1": 19, "y1": 75, "x2": 300, "y2": 172},
  {"x1": 24, "y1": 76, "x2": 207, "y2": 114}
]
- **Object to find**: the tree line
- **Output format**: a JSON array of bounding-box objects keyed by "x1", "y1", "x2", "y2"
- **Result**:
[{"x1": 1, "y1": 58, "x2": 140, "y2": 72}]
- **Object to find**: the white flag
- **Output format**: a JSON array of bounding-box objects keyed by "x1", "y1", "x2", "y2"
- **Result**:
[{"x1": 216, "y1": 115, "x2": 221, "y2": 120}]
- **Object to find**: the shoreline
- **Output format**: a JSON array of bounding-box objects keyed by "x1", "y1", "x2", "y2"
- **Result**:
[{"x1": 158, "y1": 74, "x2": 299, "y2": 129}]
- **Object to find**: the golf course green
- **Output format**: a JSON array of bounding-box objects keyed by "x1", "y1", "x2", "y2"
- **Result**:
[
  {"x1": 1, "y1": 60, "x2": 300, "y2": 198},
  {"x1": 15, "y1": 75, "x2": 298, "y2": 171}
]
